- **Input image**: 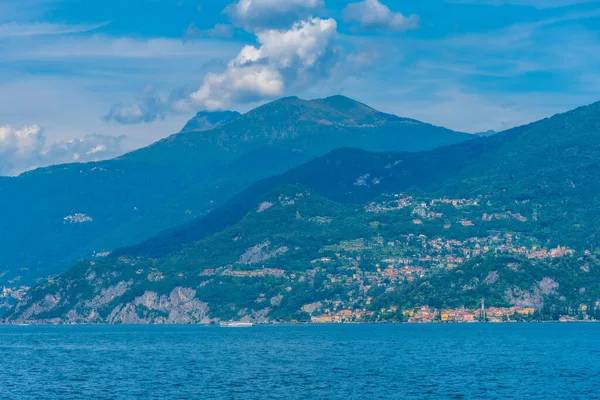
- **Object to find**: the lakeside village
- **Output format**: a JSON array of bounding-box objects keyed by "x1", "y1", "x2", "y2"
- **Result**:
[
  {"x1": 2, "y1": 256, "x2": 599, "y2": 324},
  {"x1": 196, "y1": 235, "x2": 596, "y2": 324},
  {"x1": 308, "y1": 303, "x2": 600, "y2": 324},
  {"x1": 199, "y1": 190, "x2": 597, "y2": 324},
  {"x1": 2, "y1": 193, "x2": 599, "y2": 323}
]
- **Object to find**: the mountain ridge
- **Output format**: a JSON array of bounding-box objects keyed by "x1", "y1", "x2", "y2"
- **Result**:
[
  {"x1": 7, "y1": 99, "x2": 600, "y2": 324},
  {"x1": 0, "y1": 95, "x2": 470, "y2": 285}
]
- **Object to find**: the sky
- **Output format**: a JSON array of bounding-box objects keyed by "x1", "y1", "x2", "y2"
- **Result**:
[{"x1": 1, "y1": 0, "x2": 600, "y2": 175}]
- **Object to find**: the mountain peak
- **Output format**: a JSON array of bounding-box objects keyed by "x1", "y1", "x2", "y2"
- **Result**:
[
  {"x1": 276, "y1": 95, "x2": 301, "y2": 102},
  {"x1": 237, "y1": 95, "x2": 409, "y2": 130},
  {"x1": 319, "y1": 94, "x2": 368, "y2": 107}
]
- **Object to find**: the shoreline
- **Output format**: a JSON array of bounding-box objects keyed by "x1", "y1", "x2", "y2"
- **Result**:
[{"x1": 1, "y1": 319, "x2": 598, "y2": 327}]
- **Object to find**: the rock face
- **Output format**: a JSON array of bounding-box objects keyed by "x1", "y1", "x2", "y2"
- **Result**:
[
  {"x1": 301, "y1": 301, "x2": 322, "y2": 314},
  {"x1": 86, "y1": 280, "x2": 132, "y2": 309},
  {"x1": 107, "y1": 288, "x2": 209, "y2": 324},
  {"x1": 13, "y1": 293, "x2": 62, "y2": 323},
  {"x1": 503, "y1": 278, "x2": 558, "y2": 309},
  {"x1": 8, "y1": 284, "x2": 210, "y2": 325},
  {"x1": 237, "y1": 240, "x2": 289, "y2": 265}
]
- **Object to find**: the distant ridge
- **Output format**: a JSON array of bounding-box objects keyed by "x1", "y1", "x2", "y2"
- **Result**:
[
  {"x1": 0, "y1": 95, "x2": 470, "y2": 285},
  {"x1": 118, "y1": 98, "x2": 600, "y2": 258},
  {"x1": 10, "y1": 99, "x2": 600, "y2": 324}
]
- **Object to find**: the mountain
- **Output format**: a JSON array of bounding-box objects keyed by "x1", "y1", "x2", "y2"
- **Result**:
[
  {"x1": 180, "y1": 110, "x2": 241, "y2": 133},
  {"x1": 7, "y1": 100, "x2": 600, "y2": 324},
  {"x1": 0, "y1": 96, "x2": 471, "y2": 285},
  {"x1": 121, "y1": 99, "x2": 600, "y2": 258}
]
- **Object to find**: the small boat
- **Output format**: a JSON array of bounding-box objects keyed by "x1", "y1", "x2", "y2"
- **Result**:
[{"x1": 219, "y1": 321, "x2": 254, "y2": 328}]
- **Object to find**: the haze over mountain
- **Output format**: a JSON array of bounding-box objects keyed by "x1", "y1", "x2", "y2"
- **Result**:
[
  {"x1": 0, "y1": 96, "x2": 471, "y2": 285},
  {"x1": 6, "y1": 99, "x2": 600, "y2": 324},
  {"x1": 474, "y1": 130, "x2": 497, "y2": 137},
  {"x1": 180, "y1": 111, "x2": 241, "y2": 133}
]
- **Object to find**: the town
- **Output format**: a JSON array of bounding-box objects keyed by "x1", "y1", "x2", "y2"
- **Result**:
[
  {"x1": 1, "y1": 192, "x2": 597, "y2": 324},
  {"x1": 309, "y1": 303, "x2": 600, "y2": 324}
]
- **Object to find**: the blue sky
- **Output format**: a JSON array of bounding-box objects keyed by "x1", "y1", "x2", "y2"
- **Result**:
[{"x1": 1, "y1": 0, "x2": 600, "y2": 174}]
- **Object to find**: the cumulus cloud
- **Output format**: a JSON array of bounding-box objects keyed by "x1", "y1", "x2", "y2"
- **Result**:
[
  {"x1": 343, "y1": 0, "x2": 420, "y2": 32},
  {"x1": 190, "y1": 65, "x2": 284, "y2": 110},
  {"x1": 189, "y1": 17, "x2": 338, "y2": 111},
  {"x1": 0, "y1": 124, "x2": 43, "y2": 153},
  {"x1": 225, "y1": 0, "x2": 324, "y2": 30},
  {"x1": 103, "y1": 87, "x2": 166, "y2": 125},
  {"x1": 0, "y1": 124, "x2": 125, "y2": 175}
]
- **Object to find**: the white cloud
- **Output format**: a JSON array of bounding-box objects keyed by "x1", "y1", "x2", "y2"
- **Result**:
[
  {"x1": 191, "y1": 65, "x2": 284, "y2": 110},
  {"x1": 225, "y1": 0, "x2": 324, "y2": 30},
  {"x1": 0, "y1": 21, "x2": 109, "y2": 38},
  {"x1": 44, "y1": 133, "x2": 125, "y2": 164},
  {"x1": 254, "y1": 19, "x2": 338, "y2": 67},
  {"x1": 0, "y1": 124, "x2": 44, "y2": 158},
  {"x1": 343, "y1": 0, "x2": 420, "y2": 32},
  {"x1": 0, "y1": 124, "x2": 126, "y2": 175},
  {"x1": 104, "y1": 87, "x2": 166, "y2": 125},
  {"x1": 0, "y1": 74, "x2": 196, "y2": 152},
  {"x1": 189, "y1": 17, "x2": 338, "y2": 111}
]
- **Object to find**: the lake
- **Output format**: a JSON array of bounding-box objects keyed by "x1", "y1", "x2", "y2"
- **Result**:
[{"x1": 1, "y1": 323, "x2": 599, "y2": 399}]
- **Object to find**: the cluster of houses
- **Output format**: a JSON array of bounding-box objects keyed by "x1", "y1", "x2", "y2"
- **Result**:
[
  {"x1": 242, "y1": 229, "x2": 581, "y2": 320},
  {"x1": 308, "y1": 302, "x2": 600, "y2": 323},
  {"x1": 365, "y1": 194, "x2": 483, "y2": 214},
  {"x1": 0, "y1": 286, "x2": 29, "y2": 311},
  {"x1": 63, "y1": 213, "x2": 93, "y2": 224},
  {"x1": 342, "y1": 232, "x2": 576, "y2": 274},
  {"x1": 309, "y1": 305, "x2": 539, "y2": 324},
  {"x1": 201, "y1": 267, "x2": 286, "y2": 278},
  {"x1": 389, "y1": 233, "x2": 575, "y2": 267},
  {"x1": 365, "y1": 192, "x2": 535, "y2": 230},
  {"x1": 311, "y1": 309, "x2": 373, "y2": 323},
  {"x1": 1, "y1": 286, "x2": 28, "y2": 301},
  {"x1": 402, "y1": 306, "x2": 537, "y2": 323},
  {"x1": 379, "y1": 266, "x2": 426, "y2": 282},
  {"x1": 527, "y1": 246, "x2": 575, "y2": 260}
]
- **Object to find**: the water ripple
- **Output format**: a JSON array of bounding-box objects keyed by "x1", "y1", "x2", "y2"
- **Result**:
[{"x1": 1, "y1": 324, "x2": 599, "y2": 399}]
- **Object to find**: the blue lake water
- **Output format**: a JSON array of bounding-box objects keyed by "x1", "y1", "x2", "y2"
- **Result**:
[{"x1": 1, "y1": 323, "x2": 599, "y2": 399}]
